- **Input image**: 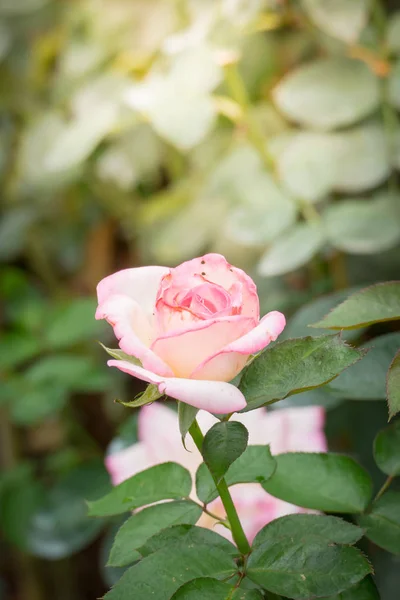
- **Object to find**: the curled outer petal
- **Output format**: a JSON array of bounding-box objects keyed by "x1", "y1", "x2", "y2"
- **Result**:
[{"x1": 107, "y1": 360, "x2": 247, "y2": 413}]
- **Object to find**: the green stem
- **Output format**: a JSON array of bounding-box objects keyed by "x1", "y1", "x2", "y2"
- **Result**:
[
  {"x1": 189, "y1": 419, "x2": 251, "y2": 555},
  {"x1": 375, "y1": 475, "x2": 394, "y2": 502}
]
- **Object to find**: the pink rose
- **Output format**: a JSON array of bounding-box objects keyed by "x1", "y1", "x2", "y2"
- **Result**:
[
  {"x1": 106, "y1": 403, "x2": 327, "y2": 543},
  {"x1": 96, "y1": 253, "x2": 285, "y2": 413}
]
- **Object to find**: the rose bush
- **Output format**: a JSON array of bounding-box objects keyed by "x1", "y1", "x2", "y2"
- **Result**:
[
  {"x1": 106, "y1": 403, "x2": 327, "y2": 543},
  {"x1": 96, "y1": 253, "x2": 285, "y2": 412}
]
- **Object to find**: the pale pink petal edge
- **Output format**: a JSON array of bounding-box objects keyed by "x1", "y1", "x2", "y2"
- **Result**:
[{"x1": 107, "y1": 359, "x2": 247, "y2": 413}]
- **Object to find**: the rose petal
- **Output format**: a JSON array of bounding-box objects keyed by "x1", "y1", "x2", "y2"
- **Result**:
[
  {"x1": 232, "y1": 406, "x2": 327, "y2": 453},
  {"x1": 139, "y1": 404, "x2": 203, "y2": 473},
  {"x1": 105, "y1": 442, "x2": 152, "y2": 486},
  {"x1": 151, "y1": 316, "x2": 255, "y2": 378},
  {"x1": 157, "y1": 253, "x2": 259, "y2": 320},
  {"x1": 107, "y1": 359, "x2": 247, "y2": 413},
  {"x1": 97, "y1": 266, "x2": 169, "y2": 317},
  {"x1": 96, "y1": 294, "x2": 173, "y2": 377},
  {"x1": 191, "y1": 311, "x2": 286, "y2": 379}
]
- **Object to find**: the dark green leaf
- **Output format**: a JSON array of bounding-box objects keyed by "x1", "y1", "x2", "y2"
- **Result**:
[
  {"x1": 202, "y1": 421, "x2": 248, "y2": 482},
  {"x1": 87, "y1": 463, "x2": 192, "y2": 517},
  {"x1": 108, "y1": 501, "x2": 202, "y2": 567},
  {"x1": 262, "y1": 453, "x2": 372, "y2": 513},
  {"x1": 387, "y1": 350, "x2": 400, "y2": 419},
  {"x1": 252, "y1": 514, "x2": 364, "y2": 548},
  {"x1": 196, "y1": 445, "x2": 276, "y2": 503},
  {"x1": 359, "y1": 491, "x2": 400, "y2": 555},
  {"x1": 239, "y1": 335, "x2": 365, "y2": 411},
  {"x1": 322, "y1": 577, "x2": 380, "y2": 599},
  {"x1": 171, "y1": 578, "x2": 263, "y2": 599},
  {"x1": 247, "y1": 515, "x2": 372, "y2": 599},
  {"x1": 104, "y1": 539, "x2": 237, "y2": 600},
  {"x1": 178, "y1": 402, "x2": 199, "y2": 442},
  {"x1": 138, "y1": 524, "x2": 238, "y2": 559},
  {"x1": 327, "y1": 333, "x2": 400, "y2": 400},
  {"x1": 311, "y1": 282, "x2": 400, "y2": 329},
  {"x1": 374, "y1": 419, "x2": 400, "y2": 476}
]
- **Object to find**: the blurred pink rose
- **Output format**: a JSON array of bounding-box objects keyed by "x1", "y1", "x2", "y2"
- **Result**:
[
  {"x1": 96, "y1": 253, "x2": 285, "y2": 413},
  {"x1": 106, "y1": 403, "x2": 327, "y2": 543}
]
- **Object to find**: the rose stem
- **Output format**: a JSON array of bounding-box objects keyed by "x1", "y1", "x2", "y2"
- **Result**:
[{"x1": 188, "y1": 418, "x2": 251, "y2": 555}]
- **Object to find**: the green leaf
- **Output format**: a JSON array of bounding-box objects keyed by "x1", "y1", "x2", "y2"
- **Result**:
[
  {"x1": 27, "y1": 460, "x2": 110, "y2": 560},
  {"x1": 116, "y1": 384, "x2": 162, "y2": 408},
  {"x1": 0, "y1": 332, "x2": 41, "y2": 370},
  {"x1": 0, "y1": 0, "x2": 48, "y2": 15},
  {"x1": 178, "y1": 402, "x2": 199, "y2": 442},
  {"x1": 247, "y1": 514, "x2": 372, "y2": 599},
  {"x1": 331, "y1": 125, "x2": 390, "y2": 193},
  {"x1": 253, "y1": 514, "x2": 364, "y2": 548},
  {"x1": 322, "y1": 195, "x2": 400, "y2": 255},
  {"x1": 327, "y1": 333, "x2": 400, "y2": 400},
  {"x1": 9, "y1": 380, "x2": 68, "y2": 426},
  {"x1": 257, "y1": 222, "x2": 325, "y2": 277},
  {"x1": 282, "y1": 288, "x2": 362, "y2": 342},
  {"x1": 87, "y1": 463, "x2": 192, "y2": 517},
  {"x1": 311, "y1": 282, "x2": 400, "y2": 329},
  {"x1": 108, "y1": 501, "x2": 202, "y2": 567},
  {"x1": 262, "y1": 453, "x2": 372, "y2": 513},
  {"x1": 387, "y1": 350, "x2": 400, "y2": 419},
  {"x1": 374, "y1": 419, "x2": 400, "y2": 476},
  {"x1": 104, "y1": 538, "x2": 237, "y2": 600},
  {"x1": 359, "y1": 491, "x2": 400, "y2": 555},
  {"x1": 388, "y1": 12, "x2": 400, "y2": 55},
  {"x1": 138, "y1": 524, "x2": 238, "y2": 559},
  {"x1": 301, "y1": 0, "x2": 370, "y2": 43},
  {"x1": 45, "y1": 298, "x2": 105, "y2": 348},
  {"x1": 273, "y1": 58, "x2": 379, "y2": 130},
  {"x1": 322, "y1": 577, "x2": 380, "y2": 599},
  {"x1": 389, "y1": 60, "x2": 400, "y2": 110},
  {"x1": 239, "y1": 335, "x2": 365, "y2": 411},
  {"x1": 99, "y1": 344, "x2": 141, "y2": 366},
  {"x1": 202, "y1": 422, "x2": 248, "y2": 482},
  {"x1": 196, "y1": 445, "x2": 276, "y2": 503},
  {"x1": 171, "y1": 578, "x2": 263, "y2": 599},
  {"x1": 0, "y1": 208, "x2": 37, "y2": 261}
]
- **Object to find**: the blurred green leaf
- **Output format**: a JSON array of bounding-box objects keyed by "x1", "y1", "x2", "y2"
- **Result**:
[
  {"x1": 9, "y1": 380, "x2": 68, "y2": 425},
  {"x1": 258, "y1": 222, "x2": 325, "y2": 276},
  {"x1": 301, "y1": 0, "x2": 370, "y2": 43},
  {"x1": 0, "y1": 332, "x2": 41, "y2": 370},
  {"x1": 273, "y1": 58, "x2": 379, "y2": 130},
  {"x1": 45, "y1": 298, "x2": 106, "y2": 349},
  {"x1": 0, "y1": 0, "x2": 48, "y2": 15},
  {"x1": 388, "y1": 12, "x2": 400, "y2": 55},
  {"x1": 27, "y1": 460, "x2": 110, "y2": 560},
  {"x1": 0, "y1": 207, "x2": 37, "y2": 261},
  {"x1": 323, "y1": 194, "x2": 400, "y2": 255}
]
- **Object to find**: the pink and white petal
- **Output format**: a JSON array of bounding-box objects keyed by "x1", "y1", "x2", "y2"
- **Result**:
[
  {"x1": 105, "y1": 441, "x2": 153, "y2": 486},
  {"x1": 168, "y1": 253, "x2": 259, "y2": 320},
  {"x1": 151, "y1": 316, "x2": 255, "y2": 378},
  {"x1": 107, "y1": 359, "x2": 247, "y2": 413},
  {"x1": 138, "y1": 404, "x2": 200, "y2": 472},
  {"x1": 191, "y1": 311, "x2": 285, "y2": 379},
  {"x1": 97, "y1": 295, "x2": 173, "y2": 377},
  {"x1": 97, "y1": 266, "x2": 169, "y2": 317},
  {"x1": 192, "y1": 351, "x2": 249, "y2": 382}
]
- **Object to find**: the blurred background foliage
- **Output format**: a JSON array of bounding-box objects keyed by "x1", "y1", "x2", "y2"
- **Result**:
[{"x1": 1, "y1": 0, "x2": 400, "y2": 598}]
